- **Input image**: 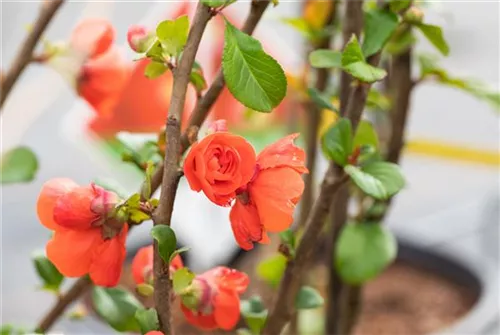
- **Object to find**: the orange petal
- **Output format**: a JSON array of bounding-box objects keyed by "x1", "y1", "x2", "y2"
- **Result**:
[
  {"x1": 89, "y1": 225, "x2": 128, "y2": 287},
  {"x1": 53, "y1": 186, "x2": 98, "y2": 230},
  {"x1": 37, "y1": 178, "x2": 78, "y2": 231},
  {"x1": 213, "y1": 289, "x2": 241, "y2": 330},
  {"x1": 78, "y1": 47, "x2": 130, "y2": 120},
  {"x1": 251, "y1": 167, "x2": 305, "y2": 232},
  {"x1": 230, "y1": 201, "x2": 263, "y2": 250},
  {"x1": 180, "y1": 303, "x2": 218, "y2": 331},
  {"x1": 215, "y1": 267, "x2": 250, "y2": 294},
  {"x1": 46, "y1": 228, "x2": 102, "y2": 277},
  {"x1": 70, "y1": 18, "x2": 115, "y2": 59},
  {"x1": 131, "y1": 245, "x2": 153, "y2": 285},
  {"x1": 257, "y1": 133, "x2": 308, "y2": 173},
  {"x1": 170, "y1": 254, "x2": 184, "y2": 272}
]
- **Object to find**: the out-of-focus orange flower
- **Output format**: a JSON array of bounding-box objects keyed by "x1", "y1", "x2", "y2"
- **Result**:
[
  {"x1": 145, "y1": 332, "x2": 164, "y2": 335},
  {"x1": 37, "y1": 178, "x2": 128, "y2": 287},
  {"x1": 131, "y1": 245, "x2": 183, "y2": 285},
  {"x1": 230, "y1": 134, "x2": 308, "y2": 250},
  {"x1": 183, "y1": 132, "x2": 256, "y2": 206},
  {"x1": 180, "y1": 267, "x2": 249, "y2": 331}
]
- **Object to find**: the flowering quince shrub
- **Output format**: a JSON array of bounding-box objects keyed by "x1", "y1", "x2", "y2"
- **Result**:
[{"x1": 2, "y1": 1, "x2": 500, "y2": 335}]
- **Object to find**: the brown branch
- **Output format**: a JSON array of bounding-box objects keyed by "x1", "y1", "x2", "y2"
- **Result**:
[
  {"x1": 180, "y1": 0, "x2": 271, "y2": 150},
  {"x1": 339, "y1": 0, "x2": 364, "y2": 114},
  {"x1": 325, "y1": 1, "x2": 364, "y2": 333},
  {"x1": 0, "y1": 0, "x2": 64, "y2": 108},
  {"x1": 299, "y1": 1, "x2": 338, "y2": 228},
  {"x1": 263, "y1": 50, "x2": 383, "y2": 335},
  {"x1": 34, "y1": 2, "x2": 274, "y2": 332},
  {"x1": 152, "y1": 4, "x2": 213, "y2": 334},
  {"x1": 35, "y1": 276, "x2": 91, "y2": 333}
]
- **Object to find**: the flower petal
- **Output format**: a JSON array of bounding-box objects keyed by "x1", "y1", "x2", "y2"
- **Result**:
[
  {"x1": 89, "y1": 225, "x2": 128, "y2": 287},
  {"x1": 215, "y1": 267, "x2": 249, "y2": 294},
  {"x1": 70, "y1": 18, "x2": 115, "y2": 59},
  {"x1": 131, "y1": 245, "x2": 153, "y2": 285},
  {"x1": 180, "y1": 304, "x2": 218, "y2": 331},
  {"x1": 251, "y1": 167, "x2": 305, "y2": 232},
  {"x1": 213, "y1": 289, "x2": 241, "y2": 330},
  {"x1": 37, "y1": 178, "x2": 78, "y2": 230},
  {"x1": 257, "y1": 133, "x2": 308, "y2": 173},
  {"x1": 53, "y1": 186, "x2": 98, "y2": 230},
  {"x1": 229, "y1": 201, "x2": 263, "y2": 250},
  {"x1": 46, "y1": 228, "x2": 102, "y2": 277}
]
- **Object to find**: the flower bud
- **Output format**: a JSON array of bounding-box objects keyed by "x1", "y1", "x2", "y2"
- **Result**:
[
  {"x1": 127, "y1": 25, "x2": 153, "y2": 53},
  {"x1": 90, "y1": 184, "x2": 120, "y2": 216},
  {"x1": 180, "y1": 278, "x2": 214, "y2": 313},
  {"x1": 404, "y1": 6, "x2": 424, "y2": 24},
  {"x1": 207, "y1": 119, "x2": 228, "y2": 134}
]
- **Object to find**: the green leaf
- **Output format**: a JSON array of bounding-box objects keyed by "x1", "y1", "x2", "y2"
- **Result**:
[
  {"x1": 172, "y1": 268, "x2": 195, "y2": 294},
  {"x1": 342, "y1": 35, "x2": 387, "y2": 83},
  {"x1": 135, "y1": 308, "x2": 159, "y2": 334},
  {"x1": 279, "y1": 229, "x2": 296, "y2": 249},
  {"x1": 295, "y1": 286, "x2": 324, "y2": 309},
  {"x1": 222, "y1": 20, "x2": 287, "y2": 112},
  {"x1": 335, "y1": 223, "x2": 397, "y2": 284},
  {"x1": 92, "y1": 286, "x2": 143, "y2": 332},
  {"x1": 366, "y1": 89, "x2": 392, "y2": 111},
  {"x1": 156, "y1": 15, "x2": 190, "y2": 56},
  {"x1": 145, "y1": 41, "x2": 165, "y2": 63},
  {"x1": 281, "y1": 18, "x2": 313, "y2": 39},
  {"x1": 136, "y1": 283, "x2": 154, "y2": 297},
  {"x1": 415, "y1": 23, "x2": 449, "y2": 56},
  {"x1": 190, "y1": 71, "x2": 207, "y2": 93},
  {"x1": 143, "y1": 162, "x2": 155, "y2": 200},
  {"x1": 309, "y1": 49, "x2": 342, "y2": 68},
  {"x1": 353, "y1": 120, "x2": 379, "y2": 150},
  {"x1": 321, "y1": 118, "x2": 353, "y2": 166},
  {"x1": 308, "y1": 88, "x2": 338, "y2": 113},
  {"x1": 0, "y1": 146, "x2": 38, "y2": 184},
  {"x1": 144, "y1": 61, "x2": 168, "y2": 79},
  {"x1": 169, "y1": 246, "x2": 190, "y2": 264},
  {"x1": 362, "y1": 9, "x2": 399, "y2": 57},
  {"x1": 240, "y1": 296, "x2": 268, "y2": 334},
  {"x1": 389, "y1": 0, "x2": 411, "y2": 12},
  {"x1": 386, "y1": 28, "x2": 416, "y2": 55},
  {"x1": 32, "y1": 252, "x2": 64, "y2": 292},
  {"x1": 256, "y1": 254, "x2": 287, "y2": 287},
  {"x1": 201, "y1": 0, "x2": 236, "y2": 7},
  {"x1": 150, "y1": 225, "x2": 177, "y2": 264},
  {"x1": 344, "y1": 162, "x2": 405, "y2": 199}
]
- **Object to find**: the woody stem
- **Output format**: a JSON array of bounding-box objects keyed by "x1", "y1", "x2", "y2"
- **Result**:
[
  {"x1": 0, "y1": 0, "x2": 64, "y2": 109},
  {"x1": 34, "y1": 2, "x2": 273, "y2": 333},
  {"x1": 152, "y1": 3, "x2": 213, "y2": 334}
]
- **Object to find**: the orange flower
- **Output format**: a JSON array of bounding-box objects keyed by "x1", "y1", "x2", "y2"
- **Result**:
[
  {"x1": 183, "y1": 132, "x2": 256, "y2": 206},
  {"x1": 181, "y1": 267, "x2": 249, "y2": 331},
  {"x1": 131, "y1": 245, "x2": 183, "y2": 285},
  {"x1": 37, "y1": 178, "x2": 128, "y2": 287},
  {"x1": 145, "y1": 332, "x2": 163, "y2": 335},
  {"x1": 230, "y1": 134, "x2": 308, "y2": 250},
  {"x1": 70, "y1": 19, "x2": 130, "y2": 121}
]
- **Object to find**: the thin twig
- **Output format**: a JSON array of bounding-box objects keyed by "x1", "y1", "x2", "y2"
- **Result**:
[
  {"x1": 180, "y1": 0, "x2": 271, "y2": 150},
  {"x1": 152, "y1": 4, "x2": 213, "y2": 334},
  {"x1": 325, "y1": 1, "x2": 364, "y2": 333},
  {"x1": 34, "y1": 2, "x2": 273, "y2": 332},
  {"x1": 299, "y1": 1, "x2": 338, "y2": 228},
  {"x1": 263, "y1": 54, "x2": 382, "y2": 335},
  {"x1": 0, "y1": 0, "x2": 64, "y2": 108}
]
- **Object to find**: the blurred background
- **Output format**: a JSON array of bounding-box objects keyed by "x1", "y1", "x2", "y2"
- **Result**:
[{"x1": 1, "y1": 1, "x2": 499, "y2": 334}]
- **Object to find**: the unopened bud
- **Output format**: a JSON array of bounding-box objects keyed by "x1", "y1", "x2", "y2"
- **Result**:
[
  {"x1": 404, "y1": 6, "x2": 424, "y2": 24},
  {"x1": 90, "y1": 185, "x2": 121, "y2": 216},
  {"x1": 127, "y1": 25, "x2": 153, "y2": 53},
  {"x1": 180, "y1": 278, "x2": 213, "y2": 313}
]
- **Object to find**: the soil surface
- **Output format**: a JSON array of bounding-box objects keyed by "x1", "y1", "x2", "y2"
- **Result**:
[{"x1": 116, "y1": 258, "x2": 476, "y2": 335}]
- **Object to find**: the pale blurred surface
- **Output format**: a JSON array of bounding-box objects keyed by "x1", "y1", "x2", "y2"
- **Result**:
[{"x1": 1, "y1": 1, "x2": 499, "y2": 333}]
